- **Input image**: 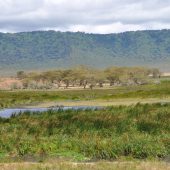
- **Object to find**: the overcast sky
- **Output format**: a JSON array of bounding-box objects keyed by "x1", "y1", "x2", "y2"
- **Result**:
[{"x1": 1, "y1": 0, "x2": 170, "y2": 34}]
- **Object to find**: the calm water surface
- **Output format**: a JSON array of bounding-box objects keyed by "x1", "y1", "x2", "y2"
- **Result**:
[{"x1": 0, "y1": 106, "x2": 101, "y2": 118}]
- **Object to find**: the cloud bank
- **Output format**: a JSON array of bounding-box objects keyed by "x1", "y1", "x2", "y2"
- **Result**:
[{"x1": 0, "y1": 0, "x2": 170, "y2": 33}]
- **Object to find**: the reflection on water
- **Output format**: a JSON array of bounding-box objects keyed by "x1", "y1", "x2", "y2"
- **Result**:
[{"x1": 0, "y1": 106, "x2": 101, "y2": 118}]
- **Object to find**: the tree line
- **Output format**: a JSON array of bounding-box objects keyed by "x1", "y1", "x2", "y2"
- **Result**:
[{"x1": 16, "y1": 66, "x2": 161, "y2": 90}]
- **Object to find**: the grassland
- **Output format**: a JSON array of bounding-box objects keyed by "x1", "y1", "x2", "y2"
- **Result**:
[
  {"x1": 0, "y1": 81, "x2": 170, "y2": 169},
  {"x1": 0, "y1": 161, "x2": 169, "y2": 170},
  {"x1": 0, "y1": 80, "x2": 170, "y2": 108}
]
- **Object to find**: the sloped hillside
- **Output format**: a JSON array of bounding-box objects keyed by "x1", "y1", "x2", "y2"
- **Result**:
[{"x1": 0, "y1": 30, "x2": 170, "y2": 74}]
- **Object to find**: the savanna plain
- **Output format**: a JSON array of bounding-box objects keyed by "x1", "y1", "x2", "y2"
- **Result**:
[{"x1": 0, "y1": 68, "x2": 170, "y2": 170}]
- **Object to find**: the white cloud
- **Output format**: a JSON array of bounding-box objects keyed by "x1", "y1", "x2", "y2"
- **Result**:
[{"x1": 0, "y1": 0, "x2": 170, "y2": 33}]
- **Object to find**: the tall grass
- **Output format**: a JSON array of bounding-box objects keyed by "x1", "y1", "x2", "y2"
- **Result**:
[{"x1": 0, "y1": 103, "x2": 169, "y2": 161}]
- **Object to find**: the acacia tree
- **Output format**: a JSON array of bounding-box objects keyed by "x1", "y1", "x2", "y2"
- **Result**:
[
  {"x1": 82, "y1": 67, "x2": 100, "y2": 89},
  {"x1": 61, "y1": 69, "x2": 78, "y2": 88},
  {"x1": 105, "y1": 67, "x2": 122, "y2": 86},
  {"x1": 88, "y1": 70, "x2": 106, "y2": 88},
  {"x1": 18, "y1": 66, "x2": 160, "y2": 89},
  {"x1": 70, "y1": 66, "x2": 90, "y2": 88},
  {"x1": 43, "y1": 70, "x2": 63, "y2": 88},
  {"x1": 105, "y1": 67, "x2": 151, "y2": 86},
  {"x1": 124, "y1": 67, "x2": 151, "y2": 85},
  {"x1": 17, "y1": 71, "x2": 26, "y2": 80},
  {"x1": 149, "y1": 68, "x2": 161, "y2": 78}
]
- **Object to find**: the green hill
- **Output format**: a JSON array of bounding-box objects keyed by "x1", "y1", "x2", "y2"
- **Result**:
[{"x1": 0, "y1": 29, "x2": 170, "y2": 75}]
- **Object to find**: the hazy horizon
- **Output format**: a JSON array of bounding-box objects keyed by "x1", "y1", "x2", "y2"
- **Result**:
[{"x1": 1, "y1": 28, "x2": 170, "y2": 35}]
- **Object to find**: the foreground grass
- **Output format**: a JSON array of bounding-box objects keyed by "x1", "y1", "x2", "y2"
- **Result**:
[
  {"x1": 0, "y1": 80, "x2": 170, "y2": 108},
  {"x1": 0, "y1": 103, "x2": 169, "y2": 162},
  {"x1": 0, "y1": 161, "x2": 169, "y2": 170}
]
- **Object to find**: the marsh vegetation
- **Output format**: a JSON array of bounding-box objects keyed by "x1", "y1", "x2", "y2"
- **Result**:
[{"x1": 0, "y1": 103, "x2": 169, "y2": 162}]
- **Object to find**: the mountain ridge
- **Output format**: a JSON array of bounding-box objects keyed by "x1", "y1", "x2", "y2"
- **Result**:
[{"x1": 0, "y1": 29, "x2": 170, "y2": 75}]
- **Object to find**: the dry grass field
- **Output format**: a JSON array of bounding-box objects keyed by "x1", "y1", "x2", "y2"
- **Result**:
[{"x1": 0, "y1": 161, "x2": 169, "y2": 170}]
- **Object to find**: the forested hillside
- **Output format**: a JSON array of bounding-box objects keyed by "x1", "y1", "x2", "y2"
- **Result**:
[{"x1": 0, "y1": 29, "x2": 170, "y2": 74}]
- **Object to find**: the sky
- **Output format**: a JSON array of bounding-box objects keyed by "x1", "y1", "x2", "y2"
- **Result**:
[{"x1": 0, "y1": 0, "x2": 170, "y2": 34}]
